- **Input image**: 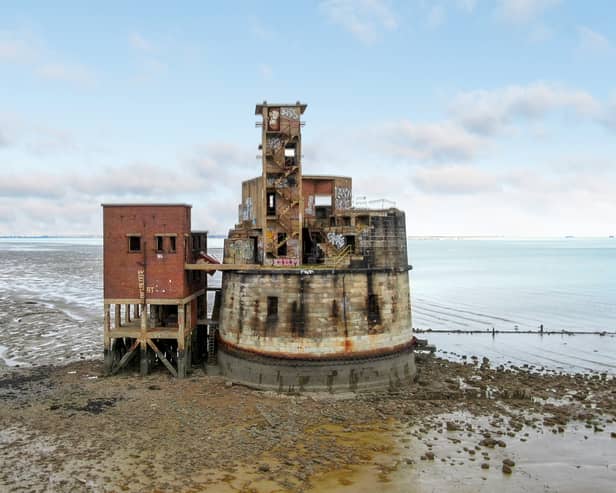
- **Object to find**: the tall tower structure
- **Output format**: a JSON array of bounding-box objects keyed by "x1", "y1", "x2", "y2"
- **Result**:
[{"x1": 256, "y1": 101, "x2": 306, "y2": 265}]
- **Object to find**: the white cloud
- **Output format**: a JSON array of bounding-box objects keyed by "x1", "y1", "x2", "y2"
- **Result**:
[
  {"x1": 456, "y1": 0, "x2": 478, "y2": 12},
  {"x1": 428, "y1": 5, "x2": 446, "y2": 29},
  {"x1": 413, "y1": 165, "x2": 501, "y2": 194},
  {"x1": 259, "y1": 63, "x2": 273, "y2": 80},
  {"x1": 382, "y1": 120, "x2": 486, "y2": 162},
  {"x1": 37, "y1": 62, "x2": 95, "y2": 87},
  {"x1": 129, "y1": 32, "x2": 153, "y2": 52},
  {"x1": 0, "y1": 29, "x2": 95, "y2": 87},
  {"x1": 498, "y1": 0, "x2": 560, "y2": 23},
  {"x1": 319, "y1": 0, "x2": 398, "y2": 44},
  {"x1": 576, "y1": 26, "x2": 611, "y2": 54},
  {"x1": 450, "y1": 83, "x2": 600, "y2": 135}
]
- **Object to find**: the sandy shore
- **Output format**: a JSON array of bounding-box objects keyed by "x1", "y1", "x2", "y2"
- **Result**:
[{"x1": 0, "y1": 355, "x2": 615, "y2": 492}]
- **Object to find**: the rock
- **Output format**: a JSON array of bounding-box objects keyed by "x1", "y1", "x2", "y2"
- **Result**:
[
  {"x1": 446, "y1": 421, "x2": 460, "y2": 431},
  {"x1": 425, "y1": 451, "x2": 435, "y2": 460},
  {"x1": 502, "y1": 458, "x2": 515, "y2": 467},
  {"x1": 225, "y1": 381, "x2": 233, "y2": 388},
  {"x1": 481, "y1": 463, "x2": 489, "y2": 469},
  {"x1": 502, "y1": 464, "x2": 512, "y2": 474},
  {"x1": 258, "y1": 464, "x2": 270, "y2": 473}
]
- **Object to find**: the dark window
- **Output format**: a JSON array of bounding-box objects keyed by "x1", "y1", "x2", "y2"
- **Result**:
[
  {"x1": 315, "y1": 206, "x2": 330, "y2": 219},
  {"x1": 277, "y1": 233, "x2": 287, "y2": 256},
  {"x1": 169, "y1": 236, "x2": 176, "y2": 252},
  {"x1": 155, "y1": 236, "x2": 164, "y2": 252},
  {"x1": 368, "y1": 294, "x2": 380, "y2": 323},
  {"x1": 128, "y1": 236, "x2": 141, "y2": 252},
  {"x1": 267, "y1": 192, "x2": 276, "y2": 216},
  {"x1": 267, "y1": 296, "x2": 278, "y2": 319}
]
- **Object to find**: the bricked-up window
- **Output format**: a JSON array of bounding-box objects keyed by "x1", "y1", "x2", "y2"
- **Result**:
[
  {"x1": 368, "y1": 294, "x2": 380, "y2": 323},
  {"x1": 128, "y1": 235, "x2": 141, "y2": 252},
  {"x1": 155, "y1": 236, "x2": 164, "y2": 252},
  {"x1": 267, "y1": 296, "x2": 278, "y2": 320},
  {"x1": 169, "y1": 236, "x2": 176, "y2": 253}
]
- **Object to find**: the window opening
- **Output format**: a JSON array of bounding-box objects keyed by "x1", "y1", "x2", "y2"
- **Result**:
[
  {"x1": 267, "y1": 296, "x2": 278, "y2": 319},
  {"x1": 267, "y1": 192, "x2": 276, "y2": 216},
  {"x1": 128, "y1": 236, "x2": 141, "y2": 252},
  {"x1": 169, "y1": 236, "x2": 176, "y2": 252},
  {"x1": 155, "y1": 236, "x2": 164, "y2": 252},
  {"x1": 277, "y1": 233, "x2": 287, "y2": 256}
]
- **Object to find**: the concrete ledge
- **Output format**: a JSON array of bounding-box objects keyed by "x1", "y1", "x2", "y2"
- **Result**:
[{"x1": 217, "y1": 346, "x2": 416, "y2": 393}]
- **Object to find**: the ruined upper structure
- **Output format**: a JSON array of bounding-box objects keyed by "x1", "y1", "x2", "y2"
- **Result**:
[
  {"x1": 217, "y1": 102, "x2": 415, "y2": 392},
  {"x1": 225, "y1": 102, "x2": 408, "y2": 271}
]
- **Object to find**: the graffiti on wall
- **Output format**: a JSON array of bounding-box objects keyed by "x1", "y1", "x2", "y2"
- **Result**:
[
  {"x1": 267, "y1": 135, "x2": 283, "y2": 151},
  {"x1": 267, "y1": 108, "x2": 280, "y2": 131},
  {"x1": 229, "y1": 239, "x2": 254, "y2": 263},
  {"x1": 327, "y1": 232, "x2": 346, "y2": 249},
  {"x1": 273, "y1": 257, "x2": 299, "y2": 267},
  {"x1": 305, "y1": 195, "x2": 314, "y2": 216},
  {"x1": 335, "y1": 187, "x2": 352, "y2": 210},
  {"x1": 238, "y1": 197, "x2": 253, "y2": 222}
]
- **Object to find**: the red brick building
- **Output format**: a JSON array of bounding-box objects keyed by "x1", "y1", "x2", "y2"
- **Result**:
[{"x1": 102, "y1": 204, "x2": 208, "y2": 377}]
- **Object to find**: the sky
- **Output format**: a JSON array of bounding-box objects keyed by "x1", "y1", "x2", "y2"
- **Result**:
[{"x1": 1, "y1": 0, "x2": 615, "y2": 237}]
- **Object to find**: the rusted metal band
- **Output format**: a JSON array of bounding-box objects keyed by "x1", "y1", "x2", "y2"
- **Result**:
[{"x1": 217, "y1": 336, "x2": 417, "y2": 365}]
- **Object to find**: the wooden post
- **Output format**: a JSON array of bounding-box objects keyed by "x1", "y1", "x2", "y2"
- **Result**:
[
  {"x1": 140, "y1": 303, "x2": 148, "y2": 376},
  {"x1": 177, "y1": 303, "x2": 186, "y2": 378},
  {"x1": 124, "y1": 304, "x2": 131, "y2": 324},
  {"x1": 114, "y1": 304, "x2": 121, "y2": 329},
  {"x1": 134, "y1": 304, "x2": 140, "y2": 319},
  {"x1": 103, "y1": 304, "x2": 112, "y2": 374}
]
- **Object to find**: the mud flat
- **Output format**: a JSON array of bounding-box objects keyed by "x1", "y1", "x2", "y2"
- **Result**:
[{"x1": 0, "y1": 355, "x2": 615, "y2": 492}]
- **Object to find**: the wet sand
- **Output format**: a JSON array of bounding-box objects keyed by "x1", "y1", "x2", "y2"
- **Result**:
[{"x1": 1, "y1": 355, "x2": 615, "y2": 492}]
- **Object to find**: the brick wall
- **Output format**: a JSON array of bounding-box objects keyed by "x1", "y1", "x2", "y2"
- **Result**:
[{"x1": 103, "y1": 204, "x2": 198, "y2": 300}]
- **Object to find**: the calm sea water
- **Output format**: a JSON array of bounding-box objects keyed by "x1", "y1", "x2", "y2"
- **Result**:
[{"x1": 0, "y1": 237, "x2": 614, "y2": 373}]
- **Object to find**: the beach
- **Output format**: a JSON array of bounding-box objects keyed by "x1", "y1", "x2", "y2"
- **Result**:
[
  {"x1": 1, "y1": 356, "x2": 615, "y2": 492},
  {"x1": 1, "y1": 237, "x2": 615, "y2": 491}
]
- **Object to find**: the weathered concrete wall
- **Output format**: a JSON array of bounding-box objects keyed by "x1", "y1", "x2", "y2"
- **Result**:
[
  {"x1": 218, "y1": 269, "x2": 412, "y2": 358},
  {"x1": 359, "y1": 209, "x2": 408, "y2": 269},
  {"x1": 218, "y1": 345, "x2": 416, "y2": 393}
]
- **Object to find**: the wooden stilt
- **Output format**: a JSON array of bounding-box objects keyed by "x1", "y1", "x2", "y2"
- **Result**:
[
  {"x1": 114, "y1": 304, "x2": 121, "y2": 329},
  {"x1": 146, "y1": 339, "x2": 178, "y2": 377},
  {"x1": 140, "y1": 303, "x2": 148, "y2": 376},
  {"x1": 103, "y1": 304, "x2": 112, "y2": 375},
  {"x1": 124, "y1": 304, "x2": 131, "y2": 324},
  {"x1": 110, "y1": 339, "x2": 139, "y2": 375},
  {"x1": 177, "y1": 303, "x2": 186, "y2": 378}
]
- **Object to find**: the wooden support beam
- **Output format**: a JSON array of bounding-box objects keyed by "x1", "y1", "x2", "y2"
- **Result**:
[
  {"x1": 140, "y1": 304, "x2": 148, "y2": 376},
  {"x1": 111, "y1": 339, "x2": 139, "y2": 375},
  {"x1": 146, "y1": 339, "x2": 178, "y2": 378},
  {"x1": 177, "y1": 303, "x2": 186, "y2": 378},
  {"x1": 124, "y1": 304, "x2": 131, "y2": 324},
  {"x1": 114, "y1": 304, "x2": 121, "y2": 329},
  {"x1": 103, "y1": 304, "x2": 112, "y2": 374}
]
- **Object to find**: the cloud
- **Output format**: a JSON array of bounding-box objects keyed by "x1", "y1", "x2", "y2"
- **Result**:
[
  {"x1": 450, "y1": 83, "x2": 600, "y2": 135},
  {"x1": 259, "y1": 63, "x2": 273, "y2": 80},
  {"x1": 576, "y1": 26, "x2": 611, "y2": 54},
  {"x1": 382, "y1": 120, "x2": 485, "y2": 162},
  {"x1": 413, "y1": 165, "x2": 501, "y2": 195},
  {"x1": 0, "y1": 114, "x2": 78, "y2": 155},
  {"x1": 428, "y1": 5, "x2": 446, "y2": 29},
  {"x1": 456, "y1": 0, "x2": 478, "y2": 12},
  {"x1": 498, "y1": 0, "x2": 561, "y2": 23},
  {"x1": 319, "y1": 0, "x2": 398, "y2": 44},
  {"x1": 0, "y1": 29, "x2": 95, "y2": 87},
  {"x1": 0, "y1": 130, "x2": 9, "y2": 147},
  {"x1": 129, "y1": 32, "x2": 153, "y2": 52},
  {"x1": 37, "y1": 62, "x2": 95, "y2": 87}
]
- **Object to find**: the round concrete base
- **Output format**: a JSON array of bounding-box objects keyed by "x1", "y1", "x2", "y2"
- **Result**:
[{"x1": 217, "y1": 346, "x2": 417, "y2": 393}]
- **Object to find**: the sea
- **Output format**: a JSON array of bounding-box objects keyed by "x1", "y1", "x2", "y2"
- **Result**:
[{"x1": 0, "y1": 237, "x2": 614, "y2": 374}]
